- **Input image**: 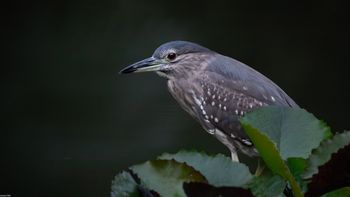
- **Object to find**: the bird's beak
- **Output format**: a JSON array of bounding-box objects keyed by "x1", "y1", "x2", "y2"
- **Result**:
[{"x1": 119, "y1": 57, "x2": 165, "y2": 74}]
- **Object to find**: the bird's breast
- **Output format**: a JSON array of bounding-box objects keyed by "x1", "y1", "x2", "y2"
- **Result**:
[{"x1": 167, "y1": 80, "x2": 200, "y2": 119}]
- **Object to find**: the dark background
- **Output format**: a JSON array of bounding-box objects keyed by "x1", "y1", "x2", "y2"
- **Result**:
[{"x1": 2, "y1": 1, "x2": 350, "y2": 196}]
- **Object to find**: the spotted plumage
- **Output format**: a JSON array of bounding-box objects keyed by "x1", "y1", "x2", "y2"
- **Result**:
[{"x1": 120, "y1": 41, "x2": 298, "y2": 160}]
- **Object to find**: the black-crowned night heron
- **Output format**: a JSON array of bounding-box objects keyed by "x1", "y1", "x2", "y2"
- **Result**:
[{"x1": 120, "y1": 41, "x2": 298, "y2": 161}]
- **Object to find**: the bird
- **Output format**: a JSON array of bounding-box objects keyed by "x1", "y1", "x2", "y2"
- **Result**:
[{"x1": 119, "y1": 41, "x2": 298, "y2": 161}]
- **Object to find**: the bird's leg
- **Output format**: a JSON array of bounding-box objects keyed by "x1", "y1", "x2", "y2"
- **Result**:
[
  {"x1": 231, "y1": 151, "x2": 239, "y2": 162},
  {"x1": 255, "y1": 158, "x2": 265, "y2": 176}
]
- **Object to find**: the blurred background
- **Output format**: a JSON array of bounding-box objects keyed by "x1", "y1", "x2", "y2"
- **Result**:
[{"x1": 2, "y1": 0, "x2": 350, "y2": 196}]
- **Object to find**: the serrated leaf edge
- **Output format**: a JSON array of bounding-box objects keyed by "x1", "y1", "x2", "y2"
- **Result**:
[{"x1": 302, "y1": 131, "x2": 350, "y2": 179}]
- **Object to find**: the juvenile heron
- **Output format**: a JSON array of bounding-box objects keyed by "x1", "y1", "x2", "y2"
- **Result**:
[{"x1": 120, "y1": 41, "x2": 298, "y2": 161}]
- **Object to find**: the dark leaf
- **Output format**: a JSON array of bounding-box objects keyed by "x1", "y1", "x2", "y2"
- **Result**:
[
  {"x1": 321, "y1": 187, "x2": 350, "y2": 197},
  {"x1": 183, "y1": 182, "x2": 253, "y2": 197},
  {"x1": 306, "y1": 144, "x2": 350, "y2": 196}
]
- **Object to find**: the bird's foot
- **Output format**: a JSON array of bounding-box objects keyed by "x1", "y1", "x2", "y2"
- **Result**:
[{"x1": 231, "y1": 151, "x2": 239, "y2": 162}]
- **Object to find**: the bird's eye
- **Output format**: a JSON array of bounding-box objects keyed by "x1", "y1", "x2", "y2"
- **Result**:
[{"x1": 166, "y1": 52, "x2": 177, "y2": 61}]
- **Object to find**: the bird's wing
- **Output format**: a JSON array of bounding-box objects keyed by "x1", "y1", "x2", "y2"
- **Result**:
[
  {"x1": 204, "y1": 54, "x2": 298, "y2": 108},
  {"x1": 193, "y1": 73, "x2": 263, "y2": 146},
  {"x1": 190, "y1": 54, "x2": 298, "y2": 151}
]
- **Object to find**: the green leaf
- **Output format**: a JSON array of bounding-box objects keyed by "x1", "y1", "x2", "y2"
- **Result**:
[
  {"x1": 287, "y1": 158, "x2": 307, "y2": 178},
  {"x1": 248, "y1": 170, "x2": 286, "y2": 197},
  {"x1": 158, "y1": 150, "x2": 253, "y2": 187},
  {"x1": 287, "y1": 158, "x2": 308, "y2": 192},
  {"x1": 240, "y1": 122, "x2": 303, "y2": 197},
  {"x1": 130, "y1": 159, "x2": 206, "y2": 197},
  {"x1": 303, "y1": 131, "x2": 350, "y2": 179},
  {"x1": 321, "y1": 187, "x2": 350, "y2": 197},
  {"x1": 111, "y1": 171, "x2": 139, "y2": 197},
  {"x1": 241, "y1": 106, "x2": 331, "y2": 160}
]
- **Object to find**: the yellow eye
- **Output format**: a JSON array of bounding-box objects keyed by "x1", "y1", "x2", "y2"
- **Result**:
[{"x1": 166, "y1": 52, "x2": 177, "y2": 61}]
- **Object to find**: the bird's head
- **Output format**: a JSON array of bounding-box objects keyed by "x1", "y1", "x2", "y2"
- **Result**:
[{"x1": 119, "y1": 41, "x2": 213, "y2": 78}]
